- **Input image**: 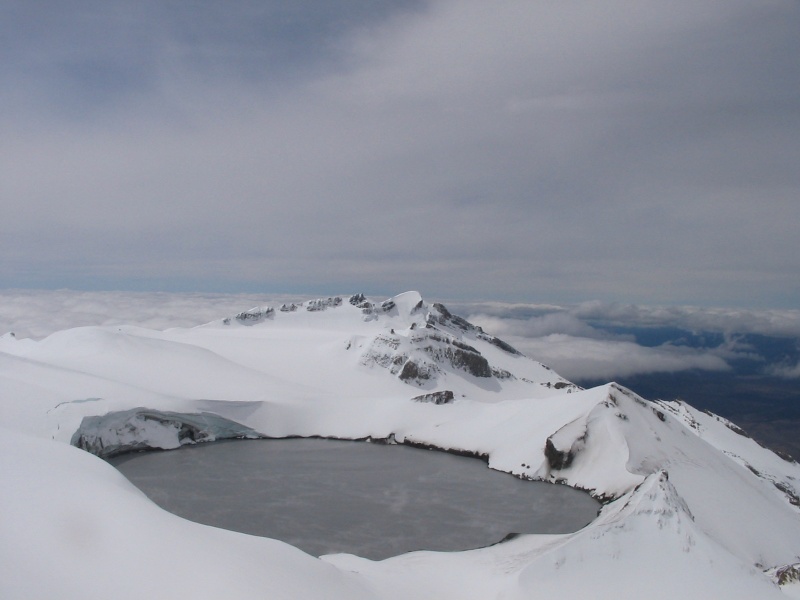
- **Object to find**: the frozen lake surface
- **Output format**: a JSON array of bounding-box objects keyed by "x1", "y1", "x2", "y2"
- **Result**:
[{"x1": 110, "y1": 438, "x2": 599, "y2": 559}]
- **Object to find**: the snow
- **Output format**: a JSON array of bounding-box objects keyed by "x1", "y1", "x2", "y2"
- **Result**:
[
  {"x1": 0, "y1": 428, "x2": 376, "y2": 600},
  {"x1": 1, "y1": 291, "x2": 798, "y2": 599}
]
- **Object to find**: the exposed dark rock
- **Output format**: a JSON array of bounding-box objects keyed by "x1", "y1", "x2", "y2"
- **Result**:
[
  {"x1": 433, "y1": 303, "x2": 452, "y2": 319},
  {"x1": 724, "y1": 420, "x2": 748, "y2": 437},
  {"x1": 544, "y1": 437, "x2": 575, "y2": 470},
  {"x1": 427, "y1": 303, "x2": 475, "y2": 332},
  {"x1": 773, "y1": 481, "x2": 800, "y2": 507},
  {"x1": 484, "y1": 335, "x2": 522, "y2": 355},
  {"x1": 446, "y1": 347, "x2": 492, "y2": 377},
  {"x1": 496, "y1": 532, "x2": 523, "y2": 544},
  {"x1": 451, "y1": 338, "x2": 478, "y2": 353},
  {"x1": 398, "y1": 360, "x2": 432, "y2": 382},
  {"x1": 746, "y1": 464, "x2": 762, "y2": 477},
  {"x1": 306, "y1": 297, "x2": 342, "y2": 311},
  {"x1": 362, "y1": 317, "x2": 506, "y2": 384},
  {"x1": 491, "y1": 367, "x2": 514, "y2": 380},
  {"x1": 552, "y1": 381, "x2": 582, "y2": 391},
  {"x1": 408, "y1": 331, "x2": 493, "y2": 378},
  {"x1": 350, "y1": 293, "x2": 374, "y2": 313},
  {"x1": 233, "y1": 306, "x2": 274, "y2": 324},
  {"x1": 773, "y1": 563, "x2": 800, "y2": 585},
  {"x1": 449, "y1": 314, "x2": 474, "y2": 331},
  {"x1": 401, "y1": 438, "x2": 490, "y2": 462},
  {"x1": 411, "y1": 390, "x2": 455, "y2": 405},
  {"x1": 71, "y1": 408, "x2": 261, "y2": 459},
  {"x1": 349, "y1": 293, "x2": 367, "y2": 306}
]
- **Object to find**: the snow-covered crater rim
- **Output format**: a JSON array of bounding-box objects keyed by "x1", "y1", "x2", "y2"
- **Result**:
[
  {"x1": 71, "y1": 407, "x2": 612, "y2": 504},
  {"x1": 70, "y1": 407, "x2": 502, "y2": 465}
]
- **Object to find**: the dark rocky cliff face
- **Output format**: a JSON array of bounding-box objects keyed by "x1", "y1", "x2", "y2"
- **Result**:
[{"x1": 544, "y1": 436, "x2": 576, "y2": 470}]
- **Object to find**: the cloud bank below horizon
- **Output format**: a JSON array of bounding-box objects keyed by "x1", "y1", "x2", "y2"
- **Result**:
[{"x1": 3, "y1": 289, "x2": 799, "y2": 382}]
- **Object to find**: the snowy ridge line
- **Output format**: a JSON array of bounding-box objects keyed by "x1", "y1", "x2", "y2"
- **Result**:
[
  {"x1": 2, "y1": 290, "x2": 800, "y2": 599},
  {"x1": 67, "y1": 407, "x2": 500, "y2": 478},
  {"x1": 651, "y1": 396, "x2": 800, "y2": 510},
  {"x1": 656, "y1": 396, "x2": 798, "y2": 464}
]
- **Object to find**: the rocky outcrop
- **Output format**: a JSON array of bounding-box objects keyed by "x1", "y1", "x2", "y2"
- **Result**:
[
  {"x1": 398, "y1": 359, "x2": 435, "y2": 383},
  {"x1": 349, "y1": 293, "x2": 367, "y2": 306},
  {"x1": 411, "y1": 390, "x2": 455, "y2": 405},
  {"x1": 359, "y1": 328, "x2": 496, "y2": 386},
  {"x1": 768, "y1": 563, "x2": 800, "y2": 586},
  {"x1": 544, "y1": 436, "x2": 577, "y2": 470},
  {"x1": 71, "y1": 408, "x2": 261, "y2": 458},
  {"x1": 543, "y1": 416, "x2": 589, "y2": 474},
  {"x1": 305, "y1": 297, "x2": 342, "y2": 311},
  {"x1": 427, "y1": 302, "x2": 522, "y2": 356},
  {"x1": 223, "y1": 306, "x2": 275, "y2": 325},
  {"x1": 237, "y1": 306, "x2": 274, "y2": 322}
]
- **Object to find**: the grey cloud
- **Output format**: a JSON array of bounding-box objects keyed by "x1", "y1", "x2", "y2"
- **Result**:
[
  {"x1": 508, "y1": 334, "x2": 731, "y2": 381},
  {"x1": 459, "y1": 300, "x2": 800, "y2": 341},
  {"x1": 769, "y1": 361, "x2": 800, "y2": 380},
  {"x1": 465, "y1": 307, "x2": 741, "y2": 381},
  {"x1": 1, "y1": 1, "x2": 799, "y2": 306},
  {"x1": 458, "y1": 298, "x2": 800, "y2": 380},
  {"x1": 2, "y1": 1, "x2": 426, "y2": 115},
  {"x1": 571, "y1": 302, "x2": 800, "y2": 339}
]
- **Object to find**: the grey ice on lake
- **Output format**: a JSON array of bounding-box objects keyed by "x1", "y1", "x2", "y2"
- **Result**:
[{"x1": 110, "y1": 438, "x2": 599, "y2": 560}]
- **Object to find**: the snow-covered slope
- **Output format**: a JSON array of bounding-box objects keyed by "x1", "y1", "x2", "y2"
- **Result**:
[{"x1": 1, "y1": 291, "x2": 798, "y2": 599}]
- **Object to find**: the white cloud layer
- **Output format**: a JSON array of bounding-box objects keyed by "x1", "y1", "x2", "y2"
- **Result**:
[
  {"x1": 4, "y1": 289, "x2": 798, "y2": 382},
  {"x1": 465, "y1": 312, "x2": 735, "y2": 381},
  {"x1": 461, "y1": 301, "x2": 800, "y2": 339},
  {"x1": 500, "y1": 334, "x2": 731, "y2": 381},
  {"x1": 768, "y1": 362, "x2": 800, "y2": 380},
  {"x1": 462, "y1": 300, "x2": 800, "y2": 380},
  {"x1": 0, "y1": 289, "x2": 317, "y2": 339}
]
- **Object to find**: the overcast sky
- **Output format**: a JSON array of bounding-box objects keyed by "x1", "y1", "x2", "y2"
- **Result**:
[{"x1": 2, "y1": 0, "x2": 799, "y2": 308}]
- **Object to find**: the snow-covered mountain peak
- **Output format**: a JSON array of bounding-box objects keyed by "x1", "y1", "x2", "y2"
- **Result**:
[
  {"x1": 208, "y1": 291, "x2": 570, "y2": 397},
  {"x1": 611, "y1": 470, "x2": 695, "y2": 526},
  {"x1": 382, "y1": 290, "x2": 425, "y2": 316}
]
